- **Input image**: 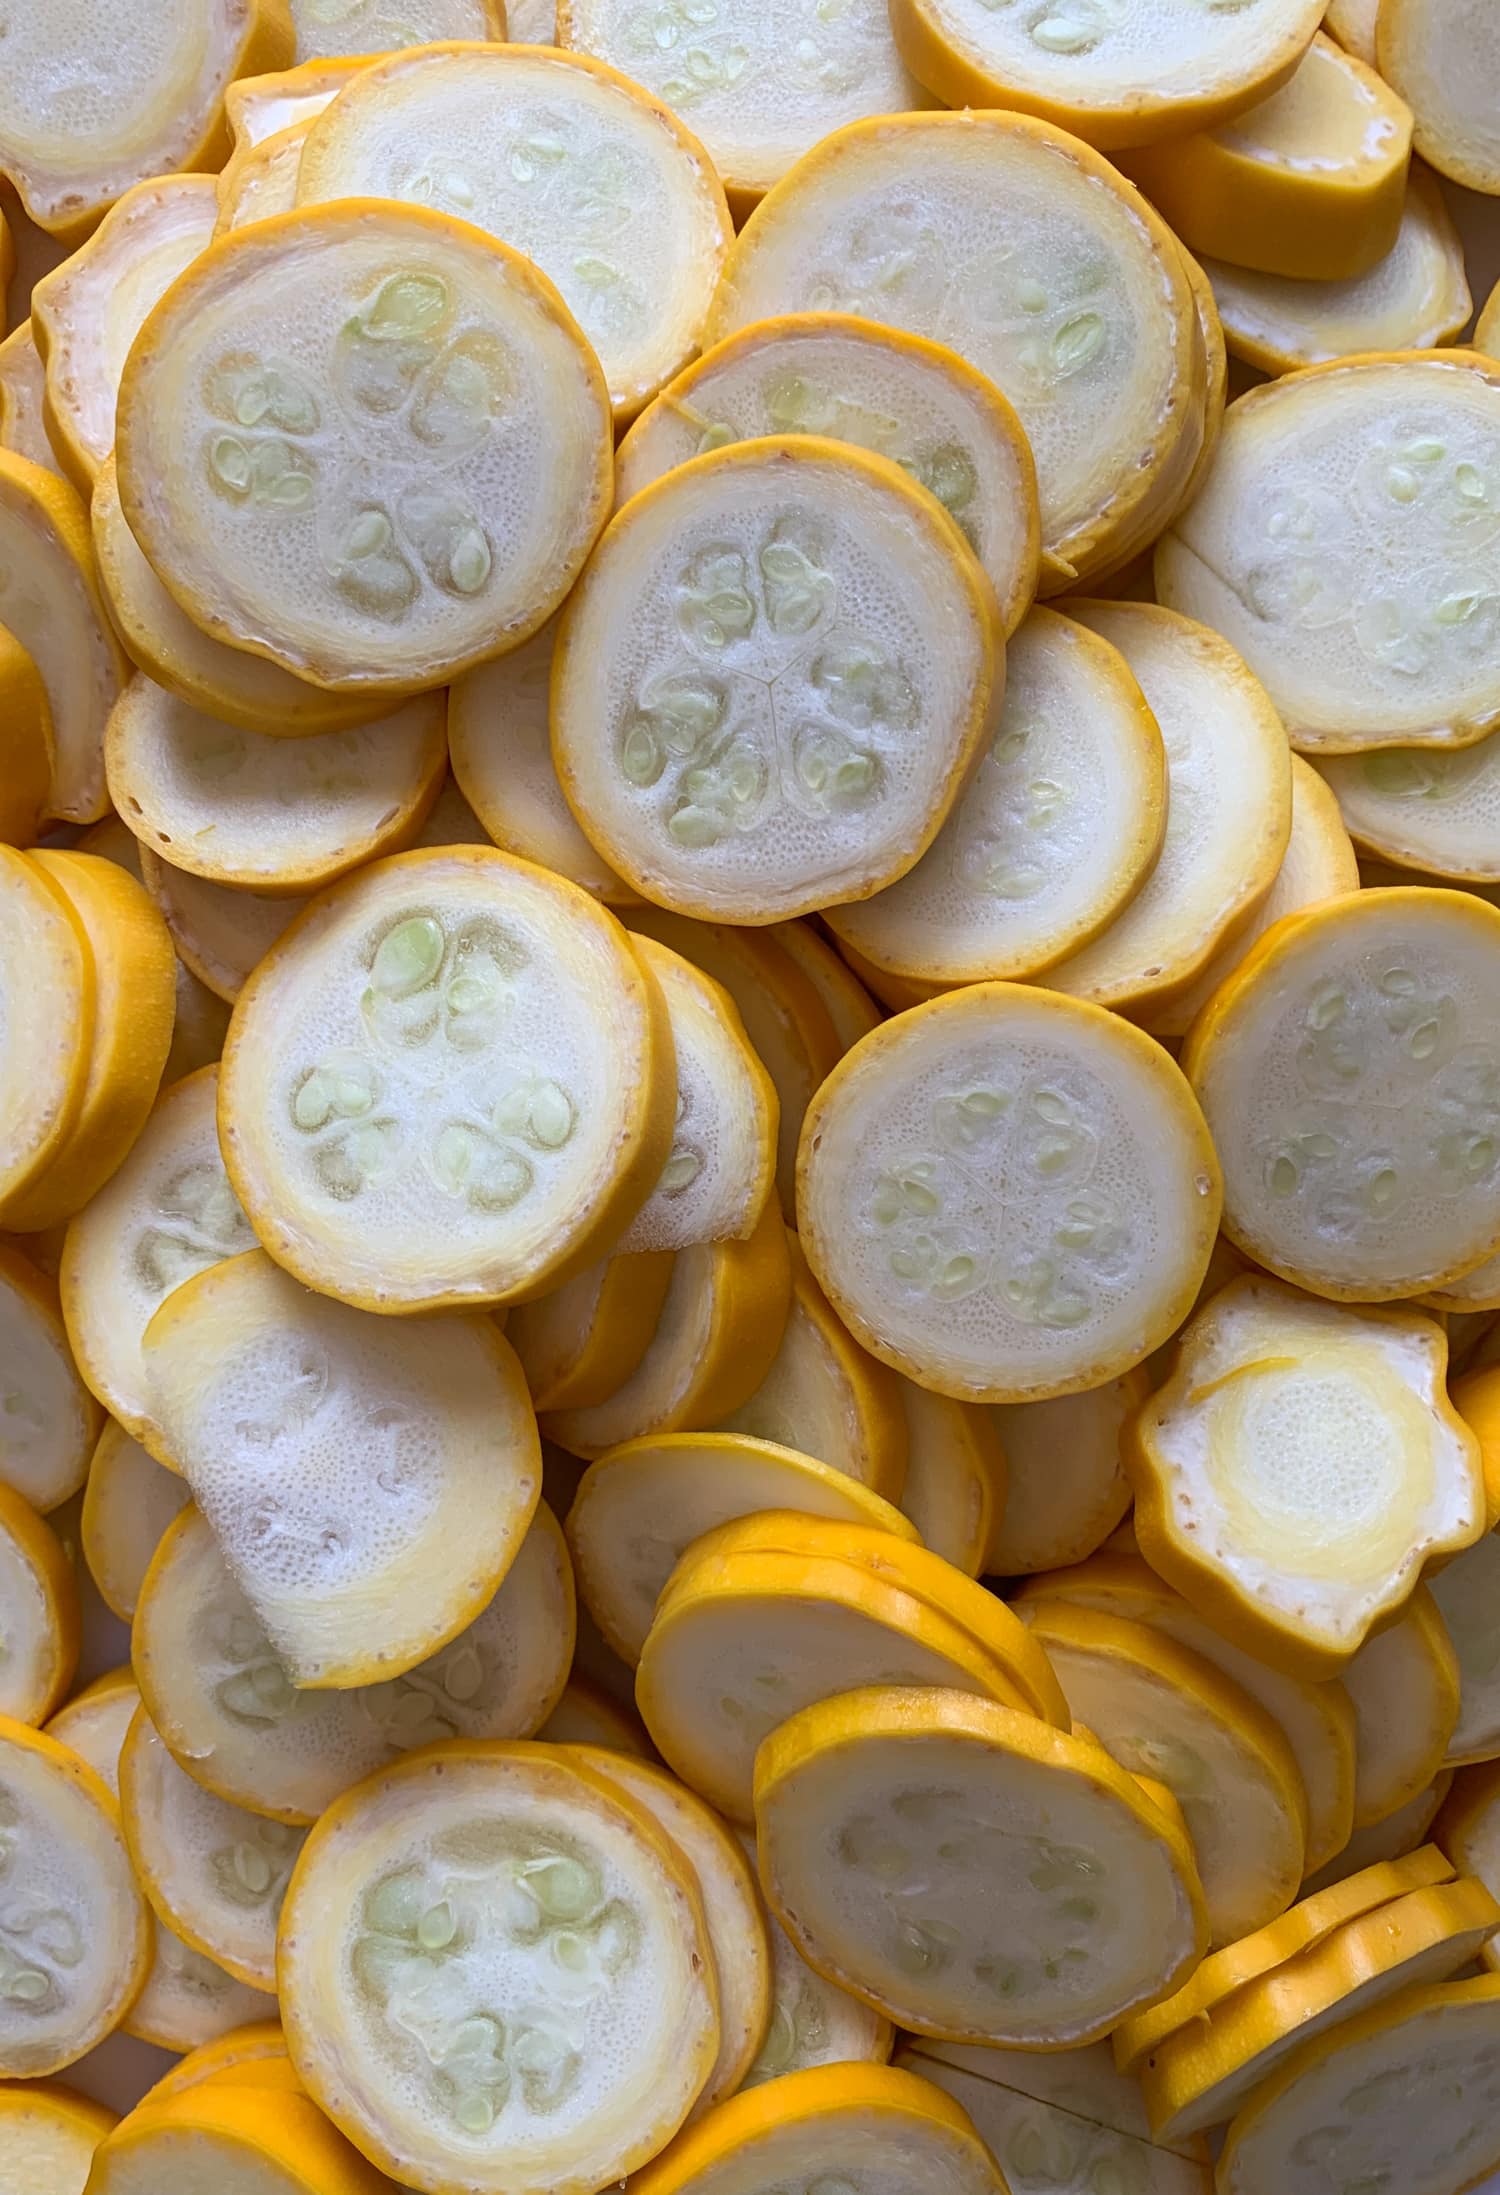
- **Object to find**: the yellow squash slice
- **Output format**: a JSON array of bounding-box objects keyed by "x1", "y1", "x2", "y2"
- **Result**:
[
  {"x1": 984, "y1": 1373, "x2": 1145, "y2": 1581},
  {"x1": 0, "y1": 324, "x2": 59, "y2": 477},
  {"x1": 0, "y1": 850, "x2": 93, "y2": 1214},
  {"x1": 905, "y1": 2050, "x2": 1210, "y2": 2195},
  {"x1": 1302, "y1": 1776, "x2": 1454, "y2": 1896},
  {"x1": 1435, "y1": 1762, "x2": 1500, "y2": 1968},
  {"x1": 615, "y1": 314, "x2": 1041, "y2": 633},
  {"x1": 1129, "y1": 1274, "x2": 1483, "y2": 1677},
  {"x1": 797, "y1": 982, "x2": 1221, "y2": 1404},
  {"x1": 0, "y1": 1, "x2": 293, "y2": 244},
  {"x1": 1342, "y1": 1587, "x2": 1461, "y2": 1827},
  {"x1": 1317, "y1": 720, "x2": 1500, "y2": 883},
  {"x1": 1217, "y1": 1972, "x2": 1500, "y2": 2195},
  {"x1": 447, "y1": 619, "x2": 635, "y2": 906},
  {"x1": 1017, "y1": 1550, "x2": 1358, "y2": 1878},
  {"x1": 0, "y1": 1716, "x2": 151, "y2": 2075},
  {"x1": 105, "y1": 676, "x2": 448, "y2": 894},
  {"x1": 565, "y1": 1430, "x2": 917, "y2": 1664},
  {"x1": 1186, "y1": 889, "x2": 1500, "y2": 1300},
  {"x1": 630, "y1": 2062, "x2": 1006, "y2": 2195},
  {"x1": 140, "y1": 1250, "x2": 541, "y2": 1687},
  {"x1": 712, "y1": 1234, "x2": 908, "y2": 1501},
  {"x1": 291, "y1": 0, "x2": 506, "y2": 58},
  {"x1": 138, "y1": 850, "x2": 306, "y2": 1004},
  {"x1": 1378, "y1": 0, "x2": 1500, "y2": 195},
  {"x1": 895, "y1": 1380, "x2": 1001, "y2": 1578},
  {"x1": 1204, "y1": 167, "x2": 1470, "y2": 376},
  {"x1": 1121, "y1": 36, "x2": 1412, "y2": 283},
  {"x1": 0, "y1": 624, "x2": 52, "y2": 852},
  {"x1": 1324, "y1": 0, "x2": 1377, "y2": 64},
  {"x1": 72, "y1": 818, "x2": 233, "y2": 1089},
  {"x1": 0, "y1": 1484, "x2": 79, "y2": 1727},
  {"x1": 755, "y1": 1687, "x2": 1206, "y2": 2046},
  {"x1": 742, "y1": 1847, "x2": 893, "y2": 2088},
  {"x1": 553, "y1": 436, "x2": 1000, "y2": 924},
  {"x1": 1157, "y1": 353, "x2": 1500, "y2": 754},
  {"x1": 135, "y1": 2015, "x2": 292, "y2": 2104},
  {"x1": 297, "y1": 44, "x2": 731, "y2": 424},
  {"x1": 278, "y1": 1741, "x2": 720, "y2": 2195},
  {"x1": 31, "y1": 175, "x2": 219, "y2": 496},
  {"x1": 769, "y1": 920, "x2": 880, "y2": 1055},
  {"x1": 223, "y1": 57, "x2": 375, "y2": 154},
  {"x1": 117, "y1": 203, "x2": 613, "y2": 694},
  {"x1": 123, "y1": 1922, "x2": 276, "y2": 2055},
  {"x1": 214, "y1": 117, "x2": 312, "y2": 236},
  {"x1": 84, "y1": 2084, "x2": 390, "y2": 2195},
  {"x1": 825, "y1": 607, "x2": 1167, "y2": 989},
  {"x1": 1139, "y1": 1876, "x2": 1500, "y2": 2143},
  {"x1": 134, "y1": 1501, "x2": 574, "y2": 1824},
  {"x1": 509, "y1": 1252, "x2": 675, "y2": 1414},
  {"x1": 219, "y1": 848, "x2": 676, "y2": 1312},
  {"x1": 561, "y1": 1745, "x2": 771, "y2": 2114},
  {"x1": 537, "y1": 1672, "x2": 654, "y2": 1755},
  {"x1": 44, "y1": 1668, "x2": 142, "y2": 1797},
  {"x1": 0, "y1": 1244, "x2": 100, "y2": 1514},
  {"x1": 708, "y1": 113, "x2": 1202, "y2": 591},
  {"x1": 1426, "y1": 1521, "x2": 1500, "y2": 1767},
  {"x1": 0, "y1": 2079, "x2": 116, "y2": 2194},
  {"x1": 1020, "y1": 1600, "x2": 1308, "y2": 1944},
  {"x1": 59, "y1": 1065, "x2": 256, "y2": 1450}
]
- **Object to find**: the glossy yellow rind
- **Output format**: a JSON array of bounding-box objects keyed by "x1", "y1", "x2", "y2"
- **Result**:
[
  {"x1": 1344, "y1": 1588, "x2": 1462, "y2": 1827},
  {"x1": 769, "y1": 921, "x2": 881, "y2": 1054},
  {"x1": 0, "y1": 1481, "x2": 80, "y2": 1724},
  {"x1": 1455, "y1": 1367, "x2": 1500, "y2": 1529},
  {"x1": 510, "y1": 1253, "x2": 676, "y2": 1414},
  {"x1": 135, "y1": 2017, "x2": 289, "y2": 2108},
  {"x1": 88, "y1": 2083, "x2": 389, "y2": 2195}
]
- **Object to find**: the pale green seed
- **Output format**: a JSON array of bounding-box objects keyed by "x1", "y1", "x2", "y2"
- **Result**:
[
  {"x1": 418, "y1": 1901, "x2": 457, "y2": 1952},
  {"x1": 372, "y1": 916, "x2": 445, "y2": 999}
]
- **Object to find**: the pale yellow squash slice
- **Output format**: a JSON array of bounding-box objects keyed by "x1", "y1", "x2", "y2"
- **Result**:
[
  {"x1": 0, "y1": 1716, "x2": 151, "y2": 2075},
  {"x1": 769, "y1": 920, "x2": 881, "y2": 1054},
  {"x1": 509, "y1": 1252, "x2": 675, "y2": 1414},
  {"x1": 895, "y1": 1380, "x2": 1001, "y2": 1578},
  {"x1": 629, "y1": 2063, "x2": 1005, "y2": 2195},
  {"x1": 0, "y1": 1244, "x2": 100, "y2": 1514},
  {"x1": 223, "y1": 56, "x2": 368, "y2": 151},
  {"x1": 553, "y1": 437, "x2": 1000, "y2": 924},
  {"x1": 614, "y1": 314, "x2": 1041, "y2": 633},
  {"x1": 0, "y1": 1, "x2": 294, "y2": 244},
  {"x1": 565, "y1": 1430, "x2": 916, "y2": 1664},
  {"x1": 1021, "y1": 1601, "x2": 1308, "y2": 1944},
  {"x1": 219, "y1": 848, "x2": 676, "y2": 1312},
  {"x1": 1342, "y1": 1587, "x2": 1462, "y2": 1827},
  {"x1": 1378, "y1": 0, "x2": 1500, "y2": 195},
  {"x1": 561, "y1": 1745, "x2": 770, "y2": 2114},
  {"x1": 120, "y1": 1706, "x2": 304, "y2": 1993},
  {"x1": 1324, "y1": 0, "x2": 1377, "y2": 65},
  {"x1": 1302, "y1": 1776, "x2": 1454, "y2": 1895},
  {"x1": 1435, "y1": 1761, "x2": 1500, "y2": 1968},
  {"x1": 44, "y1": 1667, "x2": 141, "y2": 1797},
  {"x1": 740, "y1": 1842, "x2": 894, "y2": 2087},
  {"x1": 0, "y1": 2078, "x2": 115, "y2": 2194},
  {"x1": 1184, "y1": 887, "x2": 1500, "y2": 1299},
  {"x1": 135, "y1": 2015, "x2": 292, "y2": 2104},
  {"x1": 106, "y1": 676, "x2": 448, "y2": 895},
  {"x1": 213, "y1": 118, "x2": 311, "y2": 237},
  {"x1": 0, "y1": 1485, "x2": 79, "y2": 1727},
  {"x1": 825, "y1": 607, "x2": 1167, "y2": 989},
  {"x1": 1317, "y1": 722, "x2": 1500, "y2": 883},
  {"x1": 31, "y1": 176, "x2": 219, "y2": 497},
  {"x1": 447, "y1": 618, "x2": 635, "y2": 906},
  {"x1": 61, "y1": 1067, "x2": 253, "y2": 1449},
  {"x1": 0, "y1": 625, "x2": 52, "y2": 853},
  {"x1": 140, "y1": 1249, "x2": 541, "y2": 1687},
  {"x1": 139, "y1": 851, "x2": 306, "y2": 1004},
  {"x1": 984, "y1": 1373, "x2": 1144, "y2": 1581},
  {"x1": 1205, "y1": 167, "x2": 1470, "y2": 376},
  {"x1": 712, "y1": 1234, "x2": 908, "y2": 1501},
  {"x1": 0, "y1": 850, "x2": 93, "y2": 1214},
  {"x1": 1218, "y1": 1971, "x2": 1500, "y2": 2195},
  {"x1": 709, "y1": 113, "x2": 1202, "y2": 592},
  {"x1": 1158, "y1": 353, "x2": 1500, "y2": 755},
  {"x1": 291, "y1": 0, "x2": 505, "y2": 58},
  {"x1": 886, "y1": 0, "x2": 1322, "y2": 152},
  {"x1": 755, "y1": 1687, "x2": 1207, "y2": 2045},
  {"x1": 537, "y1": 1672, "x2": 653, "y2": 1754},
  {"x1": 1120, "y1": 36, "x2": 1412, "y2": 283},
  {"x1": 71, "y1": 822, "x2": 235, "y2": 1086},
  {"x1": 1149, "y1": 1889, "x2": 1500, "y2": 2148},
  {"x1": 1129, "y1": 1274, "x2": 1484, "y2": 1678},
  {"x1": 1015, "y1": 1549, "x2": 1359, "y2": 1879},
  {"x1": 85, "y1": 2084, "x2": 388, "y2": 2195},
  {"x1": 81, "y1": 1423, "x2": 190, "y2": 1621},
  {"x1": 134, "y1": 1501, "x2": 574, "y2": 1824},
  {"x1": 1427, "y1": 1522, "x2": 1500, "y2": 1766},
  {"x1": 1144, "y1": 755, "x2": 1360, "y2": 1042},
  {"x1": 91, "y1": 457, "x2": 388, "y2": 740},
  {"x1": 296, "y1": 44, "x2": 732, "y2": 422},
  {"x1": 0, "y1": 323, "x2": 61, "y2": 477},
  {"x1": 904, "y1": 2036, "x2": 1211, "y2": 2166},
  {"x1": 117, "y1": 204, "x2": 613, "y2": 695},
  {"x1": 798, "y1": 982, "x2": 1222, "y2": 1405},
  {"x1": 279, "y1": 1742, "x2": 720, "y2": 2195},
  {"x1": 123, "y1": 1922, "x2": 277, "y2": 2055}
]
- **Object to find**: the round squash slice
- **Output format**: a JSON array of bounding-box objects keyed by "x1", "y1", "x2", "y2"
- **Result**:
[
  {"x1": 565, "y1": 1431, "x2": 916, "y2": 1665},
  {"x1": 124, "y1": 1923, "x2": 276, "y2": 2056},
  {"x1": 825, "y1": 607, "x2": 1167, "y2": 989},
  {"x1": 0, "y1": 1716, "x2": 151, "y2": 2076},
  {"x1": 134, "y1": 1502, "x2": 574, "y2": 1825},
  {"x1": 615, "y1": 315, "x2": 1041, "y2": 632},
  {"x1": 0, "y1": 2079, "x2": 116, "y2": 2195},
  {"x1": 769, "y1": 920, "x2": 881, "y2": 1056},
  {"x1": 895, "y1": 1381, "x2": 1001, "y2": 1578},
  {"x1": 60, "y1": 1066, "x2": 256, "y2": 1452},
  {"x1": 138, "y1": 851, "x2": 307, "y2": 1004},
  {"x1": 0, "y1": 850, "x2": 93, "y2": 1215},
  {"x1": 0, "y1": 1245, "x2": 100, "y2": 1514},
  {"x1": 1324, "y1": 0, "x2": 1377, "y2": 63},
  {"x1": 1378, "y1": 0, "x2": 1500, "y2": 195},
  {"x1": 1427, "y1": 1522, "x2": 1500, "y2": 1767},
  {"x1": 1435, "y1": 1762, "x2": 1500, "y2": 1967},
  {"x1": 0, "y1": 1485, "x2": 79, "y2": 1727},
  {"x1": 886, "y1": 0, "x2": 1321, "y2": 152},
  {"x1": 136, "y1": 2015, "x2": 292, "y2": 2105},
  {"x1": 30, "y1": 175, "x2": 219, "y2": 496},
  {"x1": 1204, "y1": 168, "x2": 1471, "y2": 377},
  {"x1": 291, "y1": 0, "x2": 506, "y2": 59},
  {"x1": 214, "y1": 117, "x2": 312, "y2": 236},
  {"x1": 561, "y1": 1745, "x2": 770, "y2": 2114},
  {"x1": 0, "y1": 325, "x2": 57, "y2": 478},
  {"x1": 0, "y1": 1, "x2": 293, "y2": 244},
  {"x1": 1129, "y1": 1274, "x2": 1484, "y2": 1678},
  {"x1": 754, "y1": 1687, "x2": 1206, "y2": 2046},
  {"x1": 44, "y1": 1670, "x2": 140, "y2": 1800},
  {"x1": 509, "y1": 1253, "x2": 675, "y2": 1415},
  {"x1": 278, "y1": 1741, "x2": 721, "y2": 2195},
  {"x1": 1302, "y1": 1777, "x2": 1454, "y2": 1897},
  {"x1": 1317, "y1": 724, "x2": 1500, "y2": 884},
  {"x1": 742, "y1": 1845, "x2": 893, "y2": 2088},
  {"x1": 218, "y1": 847, "x2": 676, "y2": 1312},
  {"x1": 117, "y1": 203, "x2": 613, "y2": 694},
  {"x1": 84, "y1": 2084, "x2": 390, "y2": 2195},
  {"x1": 552, "y1": 436, "x2": 1000, "y2": 924},
  {"x1": 708, "y1": 112, "x2": 1201, "y2": 590},
  {"x1": 984, "y1": 1373, "x2": 1144, "y2": 1581},
  {"x1": 797, "y1": 982, "x2": 1221, "y2": 1405},
  {"x1": 1157, "y1": 353, "x2": 1500, "y2": 754},
  {"x1": 140, "y1": 1249, "x2": 542, "y2": 1689},
  {"x1": 105, "y1": 675, "x2": 448, "y2": 894},
  {"x1": 537, "y1": 1674, "x2": 653, "y2": 1756},
  {"x1": 1342, "y1": 1588, "x2": 1461, "y2": 1828},
  {"x1": 628, "y1": 2062, "x2": 1006, "y2": 2195},
  {"x1": 223, "y1": 57, "x2": 369, "y2": 152},
  {"x1": 448, "y1": 619, "x2": 635, "y2": 906}
]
